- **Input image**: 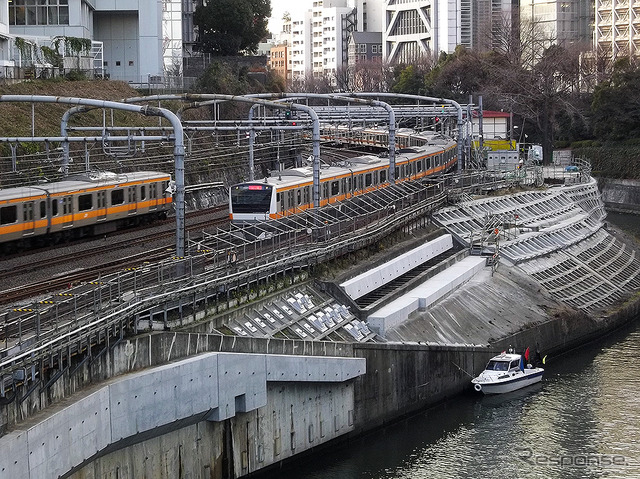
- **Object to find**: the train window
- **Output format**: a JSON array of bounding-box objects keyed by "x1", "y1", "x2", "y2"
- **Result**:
[
  {"x1": 62, "y1": 197, "x2": 72, "y2": 215},
  {"x1": 97, "y1": 191, "x2": 106, "y2": 208},
  {"x1": 331, "y1": 181, "x2": 339, "y2": 196},
  {"x1": 39, "y1": 201, "x2": 46, "y2": 218},
  {"x1": 150, "y1": 183, "x2": 157, "y2": 199},
  {"x1": 296, "y1": 189, "x2": 301, "y2": 205},
  {"x1": 0, "y1": 205, "x2": 17, "y2": 224},
  {"x1": 380, "y1": 170, "x2": 387, "y2": 183},
  {"x1": 322, "y1": 183, "x2": 329, "y2": 199},
  {"x1": 52, "y1": 200, "x2": 58, "y2": 216},
  {"x1": 78, "y1": 194, "x2": 92, "y2": 211},
  {"x1": 23, "y1": 203, "x2": 34, "y2": 221},
  {"x1": 304, "y1": 187, "x2": 310, "y2": 205},
  {"x1": 111, "y1": 189, "x2": 124, "y2": 205},
  {"x1": 128, "y1": 187, "x2": 137, "y2": 203},
  {"x1": 395, "y1": 167, "x2": 399, "y2": 179},
  {"x1": 287, "y1": 190, "x2": 294, "y2": 208},
  {"x1": 140, "y1": 185, "x2": 147, "y2": 200},
  {"x1": 347, "y1": 177, "x2": 352, "y2": 191},
  {"x1": 365, "y1": 174, "x2": 372, "y2": 187},
  {"x1": 417, "y1": 160, "x2": 423, "y2": 172}
]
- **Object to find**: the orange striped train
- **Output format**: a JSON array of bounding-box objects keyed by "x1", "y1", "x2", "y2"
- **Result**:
[
  {"x1": 0, "y1": 171, "x2": 173, "y2": 251},
  {"x1": 319, "y1": 125, "x2": 446, "y2": 149},
  {"x1": 230, "y1": 130, "x2": 457, "y2": 222}
]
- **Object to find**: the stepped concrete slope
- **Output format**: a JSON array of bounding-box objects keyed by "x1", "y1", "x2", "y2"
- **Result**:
[
  {"x1": 378, "y1": 177, "x2": 640, "y2": 344},
  {"x1": 366, "y1": 255, "x2": 486, "y2": 337}
]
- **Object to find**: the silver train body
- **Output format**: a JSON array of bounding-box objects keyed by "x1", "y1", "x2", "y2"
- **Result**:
[
  {"x1": 230, "y1": 129, "x2": 457, "y2": 222},
  {"x1": 0, "y1": 171, "x2": 173, "y2": 250}
]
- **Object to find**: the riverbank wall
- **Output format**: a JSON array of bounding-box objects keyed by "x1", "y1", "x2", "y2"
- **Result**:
[{"x1": 598, "y1": 178, "x2": 640, "y2": 214}]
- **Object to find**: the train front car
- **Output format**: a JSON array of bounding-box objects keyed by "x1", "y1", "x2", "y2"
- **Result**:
[{"x1": 229, "y1": 182, "x2": 277, "y2": 222}]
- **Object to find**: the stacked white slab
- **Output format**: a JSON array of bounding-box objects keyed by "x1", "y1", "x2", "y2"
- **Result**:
[
  {"x1": 340, "y1": 234, "x2": 454, "y2": 300},
  {"x1": 367, "y1": 256, "x2": 486, "y2": 336}
]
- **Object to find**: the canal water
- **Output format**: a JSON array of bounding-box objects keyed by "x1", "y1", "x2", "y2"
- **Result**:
[{"x1": 266, "y1": 213, "x2": 640, "y2": 479}]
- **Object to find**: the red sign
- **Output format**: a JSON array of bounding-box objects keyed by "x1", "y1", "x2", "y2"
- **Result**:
[{"x1": 248, "y1": 185, "x2": 264, "y2": 190}]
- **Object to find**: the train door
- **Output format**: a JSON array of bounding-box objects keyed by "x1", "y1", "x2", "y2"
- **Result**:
[
  {"x1": 22, "y1": 202, "x2": 35, "y2": 235},
  {"x1": 62, "y1": 196, "x2": 73, "y2": 228},
  {"x1": 39, "y1": 200, "x2": 49, "y2": 234},
  {"x1": 140, "y1": 185, "x2": 147, "y2": 211},
  {"x1": 96, "y1": 190, "x2": 106, "y2": 220},
  {"x1": 149, "y1": 183, "x2": 158, "y2": 211},
  {"x1": 128, "y1": 186, "x2": 137, "y2": 215}
]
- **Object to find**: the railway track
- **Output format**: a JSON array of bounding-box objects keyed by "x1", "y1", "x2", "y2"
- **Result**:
[{"x1": 0, "y1": 206, "x2": 229, "y2": 305}]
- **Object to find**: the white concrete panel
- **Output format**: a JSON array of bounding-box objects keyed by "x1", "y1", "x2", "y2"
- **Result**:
[
  {"x1": 0, "y1": 430, "x2": 29, "y2": 477},
  {"x1": 138, "y1": 35, "x2": 162, "y2": 77},
  {"x1": 138, "y1": 0, "x2": 161, "y2": 37},
  {"x1": 266, "y1": 355, "x2": 366, "y2": 382},
  {"x1": 368, "y1": 256, "x2": 486, "y2": 335},
  {"x1": 341, "y1": 234, "x2": 453, "y2": 300},
  {"x1": 211, "y1": 353, "x2": 268, "y2": 421},
  {"x1": 27, "y1": 387, "x2": 111, "y2": 479},
  {"x1": 96, "y1": 0, "x2": 116, "y2": 9},
  {"x1": 109, "y1": 353, "x2": 220, "y2": 440}
]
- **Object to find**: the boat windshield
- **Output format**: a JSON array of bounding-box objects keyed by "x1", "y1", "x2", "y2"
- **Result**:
[{"x1": 486, "y1": 360, "x2": 510, "y2": 371}]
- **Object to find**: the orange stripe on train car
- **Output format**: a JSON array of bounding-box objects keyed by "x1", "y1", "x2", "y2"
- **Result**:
[{"x1": 1, "y1": 198, "x2": 171, "y2": 235}]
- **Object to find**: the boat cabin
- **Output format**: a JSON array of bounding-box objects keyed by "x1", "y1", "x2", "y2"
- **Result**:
[{"x1": 484, "y1": 354, "x2": 522, "y2": 372}]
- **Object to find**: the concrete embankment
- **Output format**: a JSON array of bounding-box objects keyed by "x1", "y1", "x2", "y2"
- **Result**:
[
  {"x1": 3, "y1": 177, "x2": 640, "y2": 479},
  {"x1": 598, "y1": 178, "x2": 640, "y2": 214}
]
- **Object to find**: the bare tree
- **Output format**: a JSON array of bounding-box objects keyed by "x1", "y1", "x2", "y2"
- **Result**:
[
  {"x1": 334, "y1": 64, "x2": 353, "y2": 92},
  {"x1": 350, "y1": 60, "x2": 392, "y2": 92},
  {"x1": 288, "y1": 71, "x2": 334, "y2": 93}
]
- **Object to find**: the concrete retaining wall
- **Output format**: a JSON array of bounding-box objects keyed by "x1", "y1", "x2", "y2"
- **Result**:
[
  {"x1": 599, "y1": 178, "x2": 640, "y2": 214},
  {"x1": 351, "y1": 343, "x2": 491, "y2": 432},
  {"x1": 340, "y1": 234, "x2": 453, "y2": 300},
  {"x1": 0, "y1": 352, "x2": 365, "y2": 479}
]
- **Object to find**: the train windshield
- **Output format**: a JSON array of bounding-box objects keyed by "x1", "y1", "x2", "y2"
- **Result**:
[{"x1": 231, "y1": 184, "x2": 273, "y2": 213}]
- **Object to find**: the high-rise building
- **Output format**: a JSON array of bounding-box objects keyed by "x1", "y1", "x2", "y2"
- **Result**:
[
  {"x1": 383, "y1": 0, "x2": 518, "y2": 64},
  {"x1": 595, "y1": 0, "x2": 640, "y2": 59},
  {"x1": 519, "y1": 0, "x2": 594, "y2": 47},
  {"x1": 384, "y1": 0, "x2": 434, "y2": 64}
]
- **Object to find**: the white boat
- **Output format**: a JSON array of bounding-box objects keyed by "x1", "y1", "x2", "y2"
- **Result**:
[{"x1": 471, "y1": 352, "x2": 544, "y2": 395}]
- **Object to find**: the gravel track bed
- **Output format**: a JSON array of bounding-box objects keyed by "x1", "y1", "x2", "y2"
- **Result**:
[{"x1": 1, "y1": 220, "x2": 181, "y2": 292}]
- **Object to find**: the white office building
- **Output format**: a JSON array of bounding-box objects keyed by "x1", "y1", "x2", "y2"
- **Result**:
[
  {"x1": 4, "y1": 0, "x2": 164, "y2": 84},
  {"x1": 519, "y1": 0, "x2": 594, "y2": 47}
]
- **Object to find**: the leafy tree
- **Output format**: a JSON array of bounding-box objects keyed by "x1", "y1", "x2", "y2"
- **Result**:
[
  {"x1": 424, "y1": 47, "x2": 488, "y2": 101},
  {"x1": 591, "y1": 57, "x2": 640, "y2": 141},
  {"x1": 391, "y1": 65, "x2": 423, "y2": 95},
  {"x1": 194, "y1": 0, "x2": 271, "y2": 56}
]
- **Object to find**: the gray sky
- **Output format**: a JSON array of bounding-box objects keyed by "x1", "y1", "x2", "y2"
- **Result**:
[{"x1": 268, "y1": 0, "x2": 309, "y2": 33}]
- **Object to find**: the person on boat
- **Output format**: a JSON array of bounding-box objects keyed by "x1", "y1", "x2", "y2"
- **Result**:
[{"x1": 533, "y1": 348, "x2": 544, "y2": 368}]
